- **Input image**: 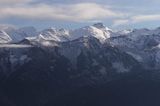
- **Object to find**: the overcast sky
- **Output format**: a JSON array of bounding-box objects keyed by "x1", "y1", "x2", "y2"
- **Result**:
[{"x1": 1, "y1": 0, "x2": 160, "y2": 30}]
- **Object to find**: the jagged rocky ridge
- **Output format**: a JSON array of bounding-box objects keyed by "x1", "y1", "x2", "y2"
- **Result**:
[
  {"x1": 0, "y1": 23, "x2": 160, "y2": 106},
  {"x1": 1, "y1": 23, "x2": 160, "y2": 69}
]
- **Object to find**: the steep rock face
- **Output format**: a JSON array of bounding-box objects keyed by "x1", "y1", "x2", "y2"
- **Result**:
[
  {"x1": 0, "y1": 45, "x2": 32, "y2": 81},
  {"x1": 15, "y1": 24, "x2": 160, "y2": 70},
  {"x1": 0, "y1": 37, "x2": 140, "y2": 85},
  {"x1": 0, "y1": 36, "x2": 147, "y2": 106}
]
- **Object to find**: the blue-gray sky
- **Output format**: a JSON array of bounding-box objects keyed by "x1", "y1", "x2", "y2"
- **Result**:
[{"x1": 1, "y1": 0, "x2": 160, "y2": 30}]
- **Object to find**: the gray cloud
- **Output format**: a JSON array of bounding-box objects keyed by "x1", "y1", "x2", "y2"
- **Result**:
[
  {"x1": 1, "y1": 0, "x2": 160, "y2": 29},
  {"x1": 0, "y1": 3, "x2": 124, "y2": 22},
  {"x1": 0, "y1": 0, "x2": 32, "y2": 4},
  {"x1": 113, "y1": 14, "x2": 160, "y2": 27}
]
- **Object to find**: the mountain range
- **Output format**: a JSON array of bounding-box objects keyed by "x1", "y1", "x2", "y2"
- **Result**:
[
  {"x1": 1, "y1": 23, "x2": 160, "y2": 69},
  {"x1": 0, "y1": 23, "x2": 160, "y2": 106}
]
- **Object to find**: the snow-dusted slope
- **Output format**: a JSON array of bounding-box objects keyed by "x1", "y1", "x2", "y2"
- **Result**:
[
  {"x1": 0, "y1": 26, "x2": 38, "y2": 43},
  {"x1": 107, "y1": 28, "x2": 160, "y2": 69},
  {"x1": 39, "y1": 27, "x2": 70, "y2": 42},
  {"x1": 5, "y1": 27, "x2": 38, "y2": 42},
  {"x1": 0, "y1": 23, "x2": 116, "y2": 44},
  {"x1": 38, "y1": 23, "x2": 112, "y2": 43},
  {"x1": 70, "y1": 26, "x2": 110, "y2": 43},
  {"x1": 2, "y1": 23, "x2": 160, "y2": 45},
  {"x1": 0, "y1": 30, "x2": 12, "y2": 43}
]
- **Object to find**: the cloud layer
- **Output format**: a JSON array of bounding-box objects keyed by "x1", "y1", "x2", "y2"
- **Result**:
[
  {"x1": 0, "y1": 0, "x2": 32, "y2": 4},
  {"x1": 0, "y1": 3, "x2": 123, "y2": 22},
  {"x1": 1, "y1": 0, "x2": 160, "y2": 29},
  {"x1": 113, "y1": 14, "x2": 160, "y2": 27}
]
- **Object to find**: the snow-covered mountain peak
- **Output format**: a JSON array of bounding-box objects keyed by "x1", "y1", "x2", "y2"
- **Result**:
[
  {"x1": 3, "y1": 24, "x2": 160, "y2": 49},
  {"x1": 40, "y1": 27, "x2": 70, "y2": 42},
  {"x1": 70, "y1": 25, "x2": 110, "y2": 43},
  {"x1": 38, "y1": 25, "x2": 111, "y2": 43},
  {"x1": 93, "y1": 23, "x2": 105, "y2": 29},
  {"x1": 92, "y1": 23, "x2": 112, "y2": 31}
]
